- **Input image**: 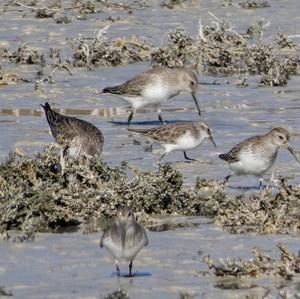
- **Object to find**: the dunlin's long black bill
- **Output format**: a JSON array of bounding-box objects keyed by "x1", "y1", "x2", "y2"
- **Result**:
[
  {"x1": 192, "y1": 93, "x2": 201, "y2": 116},
  {"x1": 209, "y1": 135, "x2": 217, "y2": 148},
  {"x1": 287, "y1": 145, "x2": 300, "y2": 163}
]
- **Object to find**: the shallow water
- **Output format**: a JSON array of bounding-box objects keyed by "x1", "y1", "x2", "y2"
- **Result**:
[
  {"x1": 1, "y1": 0, "x2": 300, "y2": 297},
  {"x1": 1, "y1": 0, "x2": 300, "y2": 188},
  {"x1": 1, "y1": 220, "x2": 300, "y2": 299}
]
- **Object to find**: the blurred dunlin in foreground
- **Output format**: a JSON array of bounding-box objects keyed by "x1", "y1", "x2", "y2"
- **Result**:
[{"x1": 100, "y1": 206, "x2": 148, "y2": 277}]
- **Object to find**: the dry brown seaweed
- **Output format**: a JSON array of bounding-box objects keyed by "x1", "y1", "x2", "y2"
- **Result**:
[
  {"x1": 2, "y1": 145, "x2": 300, "y2": 235},
  {"x1": 102, "y1": 288, "x2": 130, "y2": 299},
  {"x1": 204, "y1": 244, "x2": 300, "y2": 280}
]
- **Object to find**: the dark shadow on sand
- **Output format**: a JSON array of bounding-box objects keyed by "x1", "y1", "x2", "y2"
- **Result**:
[
  {"x1": 110, "y1": 119, "x2": 189, "y2": 126},
  {"x1": 110, "y1": 272, "x2": 152, "y2": 278}
]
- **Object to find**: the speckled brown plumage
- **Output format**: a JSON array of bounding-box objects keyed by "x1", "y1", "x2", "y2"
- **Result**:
[
  {"x1": 219, "y1": 128, "x2": 290, "y2": 163},
  {"x1": 129, "y1": 122, "x2": 207, "y2": 143},
  {"x1": 41, "y1": 102, "x2": 104, "y2": 173},
  {"x1": 219, "y1": 127, "x2": 299, "y2": 190},
  {"x1": 128, "y1": 121, "x2": 216, "y2": 162}
]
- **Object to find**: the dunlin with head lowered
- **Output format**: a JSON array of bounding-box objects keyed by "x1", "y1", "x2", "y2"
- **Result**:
[
  {"x1": 128, "y1": 121, "x2": 216, "y2": 162},
  {"x1": 219, "y1": 127, "x2": 300, "y2": 190},
  {"x1": 100, "y1": 206, "x2": 148, "y2": 277},
  {"x1": 102, "y1": 67, "x2": 201, "y2": 125},
  {"x1": 41, "y1": 102, "x2": 104, "y2": 174}
]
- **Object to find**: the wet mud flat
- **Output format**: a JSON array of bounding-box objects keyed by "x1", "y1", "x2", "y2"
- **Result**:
[
  {"x1": 1, "y1": 0, "x2": 300, "y2": 298},
  {"x1": 1, "y1": 225, "x2": 300, "y2": 299}
]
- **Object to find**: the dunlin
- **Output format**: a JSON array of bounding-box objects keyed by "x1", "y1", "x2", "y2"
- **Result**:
[
  {"x1": 102, "y1": 67, "x2": 201, "y2": 125},
  {"x1": 41, "y1": 102, "x2": 104, "y2": 174},
  {"x1": 128, "y1": 121, "x2": 216, "y2": 161},
  {"x1": 100, "y1": 206, "x2": 148, "y2": 277},
  {"x1": 219, "y1": 127, "x2": 300, "y2": 190}
]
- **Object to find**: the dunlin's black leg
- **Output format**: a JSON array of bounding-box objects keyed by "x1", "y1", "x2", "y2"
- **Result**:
[
  {"x1": 127, "y1": 110, "x2": 134, "y2": 126},
  {"x1": 129, "y1": 261, "x2": 133, "y2": 277},
  {"x1": 259, "y1": 178, "x2": 264, "y2": 192},
  {"x1": 159, "y1": 153, "x2": 166, "y2": 162},
  {"x1": 183, "y1": 151, "x2": 197, "y2": 162},
  {"x1": 116, "y1": 263, "x2": 120, "y2": 277},
  {"x1": 223, "y1": 175, "x2": 231, "y2": 184},
  {"x1": 158, "y1": 114, "x2": 166, "y2": 125}
]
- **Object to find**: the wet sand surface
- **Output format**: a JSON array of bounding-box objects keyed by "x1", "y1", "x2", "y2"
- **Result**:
[
  {"x1": 1, "y1": 220, "x2": 300, "y2": 299},
  {"x1": 1, "y1": 0, "x2": 300, "y2": 188},
  {"x1": 1, "y1": 0, "x2": 300, "y2": 298}
]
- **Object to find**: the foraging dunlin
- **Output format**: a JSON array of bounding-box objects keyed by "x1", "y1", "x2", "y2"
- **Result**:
[
  {"x1": 41, "y1": 102, "x2": 104, "y2": 174},
  {"x1": 128, "y1": 121, "x2": 216, "y2": 161},
  {"x1": 219, "y1": 127, "x2": 300, "y2": 189},
  {"x1": 100, "y1": 206, "x2": 148, "y2": 277},
  {"x1": 102, "y1": 67, "x2": 201, "y2": 125}
]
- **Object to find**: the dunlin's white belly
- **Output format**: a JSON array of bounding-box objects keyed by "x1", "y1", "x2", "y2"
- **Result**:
[
  {"x1": 121, "y1": 84, "x2": 178, "y2": 109},
  {"x1": 102, "y1": 236, "x2": 145, "y2": 262},
  {"x1": 163, "y1": 131, "x2": 203, "y2": 153},
  {"x1": 229, "y1": 152, "x2": 275, "y2": 177}
]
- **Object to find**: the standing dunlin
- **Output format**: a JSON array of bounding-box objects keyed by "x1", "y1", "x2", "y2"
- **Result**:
[
  {"x1": 100, "y1": 206, "x2": 148, "y2": 277},
  {"x1": 102, "y1": 67, "x2": 201, "y2": 125},
  {"x1": 128, "y1": 121, "x2": 216, "y2": 161},
  {"x1": 41, "y1": 102, "x2": 104, "y2": 174},
  {"x1": 219, "y1": 127, "x2": 300, "y2": 190}
]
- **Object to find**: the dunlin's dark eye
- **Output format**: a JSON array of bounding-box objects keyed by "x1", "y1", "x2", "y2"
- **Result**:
[
  {"x1": 279, "y1": 135, "x2": 284, "y2": 140},
  {"x1": 191, "y1": 81, "x2": 195, "y2": 86}
]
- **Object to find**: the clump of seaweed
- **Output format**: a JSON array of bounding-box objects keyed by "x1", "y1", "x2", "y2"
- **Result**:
[
  {"x1": 259, "y1": 57, "x2": 297, "y2": 86},
  {"x1": 213, "y1": 178, "x2": 300, "y2": 234},
  {"x1": 67, "y1": 14, "x2": 299, "y2": 86},
  {"x1": 0, "y1": 144, "x2": 222, "y2": 233},
  {"x1": 102, "y1": 288, "x2": 130, "y2": 299},
  {"x1": 2, "y1": 145, "x2": 300, "y2": 235},
  {"x1": 196, "y1": 13, "x2": 299, "y2": 85},
  {"x1": 276, "y1": 33, "x2": 296, "y2": 49},
  {"x1": 151, "y1": 28, "x2": 198, "y2": 68},
  {"x1": 178, "y1": 291, "x2": 195, "y2": 299},
  {"x1": 0, "y1": 65, "x2": 29, "y2": 85},
  {"x1": 35, "y1": 8, "x2": 55, "y2": 18},
  {"x1": 9, "y1": 44, "x2": 45, "y2": 65},
  {"x1": 2, "y1": 230, "x2": 35, "y2": 242},
  {"x1": 204, "y1": 243, "x2": 300, "y2": 279},
  {"x1": 238, "y1": 0, "x2": 270, "y2": 9},
  {"x1": 70, "y1": 27, "x2": 151, "y2": 68},
  {"x1": 160, "y1": 0, "x2": 189, "y2": 9},
  {"x1": 0, "y1": 286, "x2": 13, "y2": 297}
]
